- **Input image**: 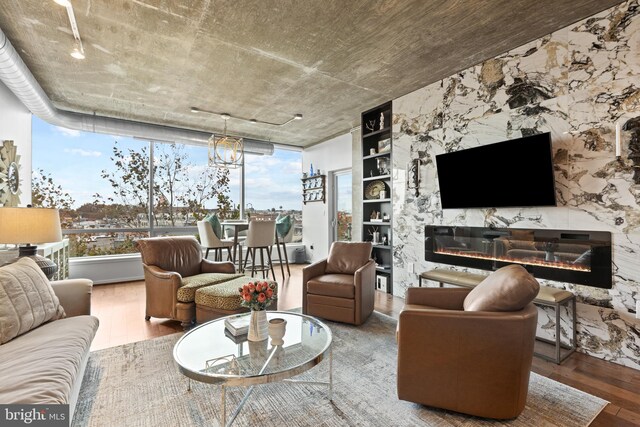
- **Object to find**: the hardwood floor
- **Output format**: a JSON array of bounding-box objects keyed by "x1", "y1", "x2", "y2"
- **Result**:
[{"x1": 92, "y1": 264, "x2": 639, "y2": 426}]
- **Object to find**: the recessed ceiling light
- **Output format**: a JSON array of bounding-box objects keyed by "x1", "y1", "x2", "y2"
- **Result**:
[
  {"x1": 190, "y1": 107, "x2": 200, "y2": 113},
  {"x1": 220, "y1": 113, "x2": 231, "y2": 120},
  {"x1": 53, "y1": 0, "x2": 71, "y2": 6},
  {"x1": 293, "y1": 114, "x2": 303, "y2": 120}
]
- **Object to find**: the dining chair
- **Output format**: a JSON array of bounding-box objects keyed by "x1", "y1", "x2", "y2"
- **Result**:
[
  {"x1": 196, "y1": 221, "x2": 234, "y2": 261},
  {"x1": 273, "y1": 216, "x2": 295, "y2": 281},
  {"x1": 242, "y1": 220, "x2": 277, "y2": 280}
]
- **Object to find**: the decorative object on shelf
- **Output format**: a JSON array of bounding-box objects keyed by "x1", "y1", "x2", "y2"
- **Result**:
[
  {"x1": 379, "y1": 112, "x2": 385, "y2": 130},
  {"x1": 268, "y1": 318, "x2": 287, "y2": 346},
  {"x1": 376, "y1": 274, "x2": 388, "y2": 291},
  {"x1": 369, "y1": 148, "x2": 376, "y2": 155},
  {"x1": 0, "y1": 140, "x2": 22, "y2": 207},
  {"x1": 316, "y1": 169, "x2": 321, "y2": 176},
  {"x1": 369, "y1": 226, "x2": 380, "y2": 244},
  {"x1": 379, "y1": 190, "x2": 387, "y2": 199},
  {"x1": 365, "y1": 119, "x2": 376, "y2": 132},
  {"x1": 376, "y1": 157, "x2": 389, "y2": 175},
  {"x1": 302, "y1": 174, "x2": 326, "y2": 204},
  {"x1": 382, "y1": 234, "x2": 388, "y2": 245},
  {"x1": 208, "y1": 116, "x2": 243, "y2": 169},
  {"x1": 310, "y1": 163, "x2": 314, "y2": 176},
  {"x1": 302, "y1": 172, "x2": 308, "y2": 179},
  {"x1": 383, "y1": 212, "x2": 389, "y2": 221},
  {"x1": 238, "y1": 280, "x2": 277, "y2": 341},
  {"x1": 0, "y1": 207, "x2": 63, "y2": 279},
  {"x1": 378, "y1": 138, "x2": 391, "y2": 153},
  {"x1": 407, "y1": 158, "x2": 421, "y2": 197},
  {"x1": 370, "y1": 210, "x2": 380, "y2": 221},
  {"x1": 365, "y1": 180, "x2": 385, "y2": 199}
]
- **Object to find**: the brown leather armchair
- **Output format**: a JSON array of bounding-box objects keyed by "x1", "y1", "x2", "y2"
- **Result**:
[
  {"x1": 136, "y1": 236, "x2": 236, "y2": 328},
  {"x1": 302, "y1": 242, "x2": 375, "y2": 325},
  {"x1": 397, "y1": 287, "x2": 538, "y2": 419}
]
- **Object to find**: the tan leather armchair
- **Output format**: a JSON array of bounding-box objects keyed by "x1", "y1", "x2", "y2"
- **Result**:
[
  {"x1": 136, "y1": 236, "x2": 236, "y2": 328},
  {"x1": 302, "y1": 242, "x2": 375, "y2": 325},
  {"x1": 397, "y1": 287, "x2": 538, "y2": 419}
]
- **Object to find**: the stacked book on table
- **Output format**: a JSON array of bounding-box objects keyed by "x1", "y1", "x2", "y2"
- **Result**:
[{"x1": 224, "y1": 314, "x2": 249, "y2": 343}]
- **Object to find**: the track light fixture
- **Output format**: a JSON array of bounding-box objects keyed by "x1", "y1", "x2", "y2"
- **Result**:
[
  {"x1": 53, "y1": 0, "x2": 86, "y2": 60},
  {"x1": 189, "y1": 107, "x2": 303, "y2": 126}
]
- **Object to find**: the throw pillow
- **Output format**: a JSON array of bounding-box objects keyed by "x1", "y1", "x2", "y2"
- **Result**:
[
  {"x1": 275, "y1": 214, "x2": 292, "y2": 238},
  {"x1": 0, "y1": 257, "x2": 66, "y2": 344},
  {"x1": 204, "y1": 213, "x2": 223, "y2": 239},
  {"x1": 463, "y1": 264, "x2": 539, "y2": 312},
  {"x1": 325, "y1": 242, "x2": 372, "y2": 275}
]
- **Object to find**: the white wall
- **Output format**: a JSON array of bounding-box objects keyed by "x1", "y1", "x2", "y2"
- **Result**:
[
  {"x1": 0, "y1": 81, "x2": 31, "y2": 205},
  {"x1": 302, "y1": 133, "x2": 353, "y2": 262}
]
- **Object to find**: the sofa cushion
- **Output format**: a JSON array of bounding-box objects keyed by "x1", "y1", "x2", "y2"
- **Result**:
[
  {"x1": 177, "y1": 273, "x2": 244, "y2": 303},
  {"x1": 0, "y1": 315, "x2": 99, "y2": 404},
  {"x1": 463, "y1": 264, "x2": 539, "y2": 312},
  {"x1": 0, "y1": 257, "x2": 66, "y2": 344},
  {"x1": 195, "y1": 277, "x2": 277, "y2": 311},
  {"x1": 325, "y1": 242, "x2": 372, "y2": 275},
  {"x1": 307, "y1": 274, "x2": 355, "y2": 298}
]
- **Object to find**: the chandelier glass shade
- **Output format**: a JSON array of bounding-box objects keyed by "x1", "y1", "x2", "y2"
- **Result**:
[{"x1": 208, "y1": 120, "x2": 244, "y2": 169}]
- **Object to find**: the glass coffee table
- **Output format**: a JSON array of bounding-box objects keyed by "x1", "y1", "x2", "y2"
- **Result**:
[{"x1": 173, "y1": 312, "x2": 333, "y2": 427}]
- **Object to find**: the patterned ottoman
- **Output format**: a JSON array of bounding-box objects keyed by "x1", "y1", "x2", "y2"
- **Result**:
[{"x1": 195, "y1": 276, "x2": 278, "y2": 323}]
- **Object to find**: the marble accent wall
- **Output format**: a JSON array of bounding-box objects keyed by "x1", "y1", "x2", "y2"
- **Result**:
[{"x1": 392, "y1": 1, "x2": 640, "y2": 369}]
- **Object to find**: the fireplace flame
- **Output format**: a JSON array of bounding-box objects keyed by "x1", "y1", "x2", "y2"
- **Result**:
[{"x1": 435, "y1": 248, "x2": 591, "y2": 272}]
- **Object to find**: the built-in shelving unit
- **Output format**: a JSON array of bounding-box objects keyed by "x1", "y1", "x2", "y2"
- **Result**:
[
  {"x1": 361, "y1": 101, "x2": 393, "y2": 294},
  {"x1": 302, "y1": 174, "x2": 326, "y2": 204}
]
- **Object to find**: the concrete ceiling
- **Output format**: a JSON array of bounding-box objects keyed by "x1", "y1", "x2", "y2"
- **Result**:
[{"x1": 0, "y1": 0, "x2": 623, "y2": 147}]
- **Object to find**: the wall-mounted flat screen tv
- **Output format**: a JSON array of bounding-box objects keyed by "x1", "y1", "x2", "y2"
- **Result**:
[{"x1": 435, "y1": 132, "x2": 556, "y2": 209}]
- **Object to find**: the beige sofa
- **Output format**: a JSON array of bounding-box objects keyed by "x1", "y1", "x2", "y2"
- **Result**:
[{"x1": 0, "y1": 278, "x2": 99, "y2": 422}]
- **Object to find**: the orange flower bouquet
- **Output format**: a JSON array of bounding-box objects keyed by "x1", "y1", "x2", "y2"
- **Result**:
[{"x1": 239, "y1": 281, "x2": 277, "y2": 311}]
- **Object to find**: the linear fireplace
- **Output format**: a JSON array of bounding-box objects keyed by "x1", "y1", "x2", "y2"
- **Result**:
[{"x1": 424, "y1": 225, "x2": 612, "y2": 289}]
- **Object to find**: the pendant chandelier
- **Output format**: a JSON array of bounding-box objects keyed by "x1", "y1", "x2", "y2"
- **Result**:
[{"x1": 208, "y1": 115, "x2": 243, "y2": 169}]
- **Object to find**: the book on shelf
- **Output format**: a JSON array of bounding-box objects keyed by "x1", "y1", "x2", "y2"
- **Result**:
[
  {"x1": 370, "y1": 219, "x2": 384, "y2": 223},
  {"x1": 224, "y1": 314, "x2": 250, "y2": 336}
]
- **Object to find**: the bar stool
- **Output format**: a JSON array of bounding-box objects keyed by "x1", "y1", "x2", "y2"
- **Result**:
[
  {"x1": 274, "y1": 218, "x2": 294, "y2": 281},
  {"x1": 197, "y1": 221, "x2": 234, "y2": 261},
  {"x1": 242, "y1": 220, "x2": 277, "y2": 279}
]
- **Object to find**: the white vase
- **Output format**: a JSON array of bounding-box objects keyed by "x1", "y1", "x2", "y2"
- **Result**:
[
  {"x1": 268, "y1": 318, "x2": 287, "y2": 346},
  {"x1": 248, "y1": 310, "x2": 268, "y2": 342}
]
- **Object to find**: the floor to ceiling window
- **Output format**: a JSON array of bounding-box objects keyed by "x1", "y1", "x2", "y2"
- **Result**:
[
  {"x1": 31, "y1": 118, "x2": 246, "y2": 256},
  {"x1": 244, "y1": 148, "x2": 302, "y2": 242}
]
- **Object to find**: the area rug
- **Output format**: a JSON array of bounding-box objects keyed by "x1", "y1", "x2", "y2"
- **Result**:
[{"x1": 73, "y1": 312, "x2": 607, "y2": 426}]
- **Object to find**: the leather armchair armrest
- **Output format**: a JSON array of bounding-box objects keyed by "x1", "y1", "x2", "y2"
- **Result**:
[
  {"x1": 200, "y1": 259, "x2": 236, "y2": 274},
  {"x1": 354, "y1": 259, "x2": 376, "y2": 325},
  {"x1": 405, "y1": 287, "x2": 471, "y2": 310},
  {"x1": 144, "y1": 265, "x2": 182, "y2": 281},
  {"x1": 50, "y1": 279, "x2": 93, "y2": 317},
  {"x1": 302, "y1": 259, "x2": 327, "y2": 314},
  {"x1": 302, "y1": 259, "x2": 327, "y2": 285}
]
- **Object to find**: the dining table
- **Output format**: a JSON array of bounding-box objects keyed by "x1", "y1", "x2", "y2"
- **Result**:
[{"x1": 221, "y1": 221, "x2": 249, "y2": 269}]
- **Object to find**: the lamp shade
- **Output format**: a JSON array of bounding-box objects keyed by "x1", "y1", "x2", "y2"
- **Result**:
[{"x1": 0, "y1": 207, "x2": 63, "y2": 244}]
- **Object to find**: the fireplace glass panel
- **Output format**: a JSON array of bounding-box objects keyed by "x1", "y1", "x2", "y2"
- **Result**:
[{"x1": 426, "y1": 226, "x2": 611, "y2": 288}]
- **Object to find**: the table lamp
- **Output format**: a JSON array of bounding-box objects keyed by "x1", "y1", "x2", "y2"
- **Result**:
[{"x1": 0, "y1": 207, "x2": 63, "y2": 279}]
